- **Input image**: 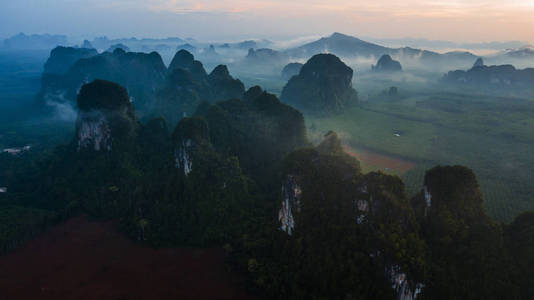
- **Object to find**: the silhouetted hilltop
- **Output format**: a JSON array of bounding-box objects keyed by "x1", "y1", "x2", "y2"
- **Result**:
[
  {"x1": 208, "y1": 65, "x2": 245, "y2": 101},
  {"x1": 281, "y1": 62, "x2": 303, "y2": 80},
  {"x1": 153, "y1": 51, "x2": 244, "y2": 126},
  {"x1": 473, "y1": 57, "x2": 484, "y2": 67},
  {"x1": 81, "y1": 40, "x2": 93, "y2": 49},
  {"x1": 37, "y1": 49, "x2": 167, "y2": 113},
  {"x1": 287, "y1": 32, "x2": 388, "y2": 57},
  {"x1": 176, "y1": 43, "x2": 197, "y2": 53},
  {"x1": 243, "y1": 85, "x2": 263, "y2": 101},
  {"x1": 168, "y1": 49, "x2": 208, "y2": 81},
  {"x1": 106, "y1": 43, "x2": 130, "y2": 53},
  {"x1": 372, "y1": 54, "x2": 402, "y2": 72},
  {"x1": 411, "y1": 165, "x2": 509, "y2": 299},
  {"x1": 444, "y1": 63, "x2": 534, "y2": 89},
  {"x1": 43, "y1": 46, "x2": 98, "y2": 75},
  {"x1": 281, "y1": 53, "x2": 357, "y2": 115},
  {"x1": 195, "y1": 90, "x2": 308, "y2": 183}
]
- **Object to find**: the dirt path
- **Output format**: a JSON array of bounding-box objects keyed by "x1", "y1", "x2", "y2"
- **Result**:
[
  {"x1": 0, "y1": 216, "x2": 256, "y2": 300},
  {"x1": 343, "y1": 144, "x2": 416, "y2": 175}
]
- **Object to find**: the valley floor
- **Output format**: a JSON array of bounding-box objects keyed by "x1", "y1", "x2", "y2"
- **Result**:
[{"x1": 0, "y1": 216, "x2": 255, "y2": 300}]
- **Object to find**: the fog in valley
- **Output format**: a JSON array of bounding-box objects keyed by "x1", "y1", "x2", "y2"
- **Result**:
[{"x1": 2, "y1": 1, "x2": 534, "y2": 299}]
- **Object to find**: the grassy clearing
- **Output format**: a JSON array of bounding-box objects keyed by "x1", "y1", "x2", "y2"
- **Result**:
[{"x1": 306, "y1": 91, "x2": 534, "y2": 222}]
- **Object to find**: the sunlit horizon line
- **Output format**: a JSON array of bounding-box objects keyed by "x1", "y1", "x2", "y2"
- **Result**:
[
  {"x1": 148, "y1": 0, "x2": 534, "y2": 15},
  {"x1": 2, "y1": 0, "x2": 534, "y2": 44}
]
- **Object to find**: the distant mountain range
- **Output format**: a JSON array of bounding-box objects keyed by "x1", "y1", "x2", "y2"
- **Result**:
[
  {"x1": 498, "y1": 45, "x2": 534, "y2": 58},
  {"x1": 242, "y1": 33, "x2": 481, "y2": 70},
  {"x1": 2, "y1": 32, "x2": 533, "y2": 72},
  {"x1": 363, "y1": 37, "x2": 527, "y2": 51},
  {"x1": 1, "y1": 33, "x2": 68, "y2": 50},
  {"x1": 286, "y1": 32, "x2": 478, "y2": 63}
]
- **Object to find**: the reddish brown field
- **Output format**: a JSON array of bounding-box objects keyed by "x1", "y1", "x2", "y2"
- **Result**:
[
  {"x1": 343, "y1": 144, "x2": 416, "y2": 175},
  {"x1": 0, "y1": 216, "x2": 256, "y2": 300}
]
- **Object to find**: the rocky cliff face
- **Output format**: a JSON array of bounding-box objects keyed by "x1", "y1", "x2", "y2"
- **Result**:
[
  {"x1": 275, "y1": 132, "x2": 425, "y2": 299},
  {"x1": 386, "y1": 265, "x2": 424, "y2": 300},
  {"x1": 77, "y1": 111, "x2": 112, "y2": 151},
  {"x1": 171, "y1": 117, "x2": 209, "y2": 176},
  {"x1": 75, "y1": 80, "x2": 138, "y2": 152},
  {"x1": 175, "y1": 139, "x2": 194, "y2": 175},
  {"x1": 278, "y1": 175, "x2": 302, "y2": 235},
  {"x1": 372, "y1": 54, "x2": 403, "y2": 72},
  {"x1": 280, "y1": 53, "x2": 357, "y2": 115}
]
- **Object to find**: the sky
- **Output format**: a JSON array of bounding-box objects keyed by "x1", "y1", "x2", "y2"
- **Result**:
[{"x1": 1, "y1": 0, "x2": 534, "y2": 43}]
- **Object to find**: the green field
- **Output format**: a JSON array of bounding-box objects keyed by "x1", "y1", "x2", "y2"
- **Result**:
[{"x1": 306, "y1": 90, "x2": 534, "y2": 222}]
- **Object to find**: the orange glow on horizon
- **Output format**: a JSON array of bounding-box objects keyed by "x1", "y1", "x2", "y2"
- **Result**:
[{"x1": 145, "y1": 0, "x2": 534, "y2": 42}]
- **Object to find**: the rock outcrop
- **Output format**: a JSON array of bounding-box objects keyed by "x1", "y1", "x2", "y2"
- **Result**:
[
  {"x1": 172, "y1": 117, "x2": 209, "y2": 176},
  {"x1": 280, "y1": 53, "x2": 357, "y2": 115},
  {"x1": 372, "y1": 54, "x2": 403, "y2": 72},
  {"x1": 75, "y1": 80, "x2": 138, "y2": 152},
  {"x1": 281, "y1": 62, "x2": 303, "y2": 80},
  {"x1": 279, "y1": 175, "x2": 302, "y2": 235},
  {"x1": 473, "y1": 57, "x2": 484, "y2": 68}
]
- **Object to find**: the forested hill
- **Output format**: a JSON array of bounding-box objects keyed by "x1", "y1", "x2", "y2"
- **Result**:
[{"x1": 1, "y1": 50, "x2": 533, "y2": 300}]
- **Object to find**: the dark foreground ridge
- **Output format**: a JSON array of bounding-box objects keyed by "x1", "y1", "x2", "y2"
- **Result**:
[{"x1": 0, "y1": 215, "x2": 255, "y2": 300}]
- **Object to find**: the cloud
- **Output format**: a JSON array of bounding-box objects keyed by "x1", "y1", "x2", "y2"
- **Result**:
[
  {"x1": 146, "y1": 0, "x2": 534, "y2": 16},
  {"x1": 1, "y1": 0, "x2": 533, "y2": 43}
]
